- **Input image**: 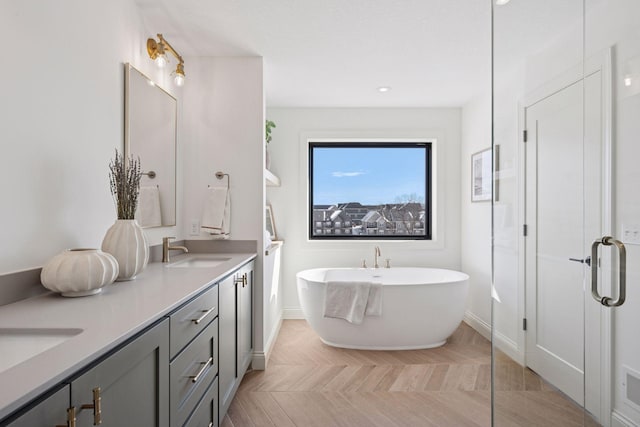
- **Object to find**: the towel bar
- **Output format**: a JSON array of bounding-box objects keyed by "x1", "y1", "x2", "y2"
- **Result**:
[{"x1": 214, "y1": 171, "x2": 230, "y2": 188}]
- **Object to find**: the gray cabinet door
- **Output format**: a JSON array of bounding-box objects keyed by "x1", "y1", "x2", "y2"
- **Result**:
[
  {"x1": 238, "y1": 262, "x2": 253, "y2": 374},
  {"x1": 2, "y1": 385, "x2": 69, "y2": 427},
  {"x1": 71, "y1": 319, "x2": 169, "y2": 427},
  {"x1": 217, "y1": 274, "x2": 237, "y2": 421},
  {"x1": 219, "y1": 261, "x2": 254, "y2": 423}
]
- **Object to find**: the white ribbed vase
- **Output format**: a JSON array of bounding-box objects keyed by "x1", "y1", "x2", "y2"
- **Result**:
[
  {"x1": 101, "y1": 219, "x2": 149, "y2": 281},
  {"x1": 41, "y1": 249, "x2": 119, "y2": 297}
]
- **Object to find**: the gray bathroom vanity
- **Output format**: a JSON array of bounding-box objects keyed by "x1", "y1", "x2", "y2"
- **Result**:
[{"x1": 0, "y1": 253, "x2": 256, "y2": 427}]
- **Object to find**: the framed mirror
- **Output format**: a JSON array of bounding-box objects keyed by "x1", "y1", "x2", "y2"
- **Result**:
[{"x1": 124, "y1": 63, "x2": 177, "y2": 228}]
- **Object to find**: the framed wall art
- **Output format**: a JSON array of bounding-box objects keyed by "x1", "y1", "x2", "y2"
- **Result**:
[
  {"x1": 472, "y1": 148, "x2": 492, "y2": 202},
  {"x1": 266, "y1": 204, "x2": 277, "y2": 240}
]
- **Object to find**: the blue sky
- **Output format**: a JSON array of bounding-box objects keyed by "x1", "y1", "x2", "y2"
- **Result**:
[{"x1": 312, "y1": 146, "x2": 426, "y2": 205}]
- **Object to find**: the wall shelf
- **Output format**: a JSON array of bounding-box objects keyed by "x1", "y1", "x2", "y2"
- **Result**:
[
  {"x1": 265, "y1": 240, "x2": 283, "y2": 256},
  {"x1": 265, "y1": 169, "x2": 281, "y2": 187}
]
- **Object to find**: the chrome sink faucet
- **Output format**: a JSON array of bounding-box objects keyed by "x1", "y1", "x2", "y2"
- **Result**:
[
  {"x1": 162, "y1": 237, "x2": 188, "y2": 263},
  {"x1": 374, "y1": 246, "x2": 381, "y2": 268}
]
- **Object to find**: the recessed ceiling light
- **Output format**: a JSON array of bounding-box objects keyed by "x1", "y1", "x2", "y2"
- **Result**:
[
  {"x1": 377, "y1": 86, "x2": 391, "y2": 93},
  {"x1": 495, "y1": 0, "x2": 511, "y2": 5}
]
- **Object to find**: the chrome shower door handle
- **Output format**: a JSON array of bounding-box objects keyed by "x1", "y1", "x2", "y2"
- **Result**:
[{"x1": 591, "y1": 236, "x2": 626, "y2": 307}]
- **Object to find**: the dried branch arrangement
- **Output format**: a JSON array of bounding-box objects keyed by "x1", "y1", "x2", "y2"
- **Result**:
[{"x1": 108, "y1": 150, "x2": 142, "y2": 220}]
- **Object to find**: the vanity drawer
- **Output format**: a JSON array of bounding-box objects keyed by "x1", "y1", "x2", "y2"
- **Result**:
[
  {"x1": 183, "y1": 377, "x2": 219, "y2": 427},
  {"x1": 170, "y1": 317, "x2": 218, "y2": 427},
  {"x1": 170, "y1": 284, "x2": 218, "y2": 359}
]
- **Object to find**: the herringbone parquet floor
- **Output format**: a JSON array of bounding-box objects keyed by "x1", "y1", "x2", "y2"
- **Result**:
[{"x1": 221, "y1": 320, "x2": 596, "y2": 427}]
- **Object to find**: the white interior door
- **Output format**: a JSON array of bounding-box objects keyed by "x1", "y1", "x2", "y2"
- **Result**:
[
  {"x1": 524, "y1": 68, "x2": 604, "y2": 411},
  {"x1": 525, "y1": 78, "x2": 586, "y2": 404}
]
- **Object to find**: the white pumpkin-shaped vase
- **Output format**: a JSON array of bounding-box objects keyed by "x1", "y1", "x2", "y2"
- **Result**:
[
  {"x1": 41, "y1": 249, "x2": 119, "y2": 297},
  {"x1": 101, "y1": 219, "x2": 149, "y2": 281}
]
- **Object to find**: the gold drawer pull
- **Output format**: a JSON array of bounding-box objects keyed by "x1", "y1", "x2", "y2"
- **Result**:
[
  {"x1": 80, "y1": 387, "x2": 102, "y2": 425},
  {"x1": 189, "y1": 357, "x2": 213, "y2": 383},
  {"x1": 55, "y1": 406, "x2": 76, "y2": 427},
  {"x1": 192, "y1": 307, "x2": 216, "y2": 325}
]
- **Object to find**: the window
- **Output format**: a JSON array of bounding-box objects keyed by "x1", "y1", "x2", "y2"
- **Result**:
[{"x1": 309, "y1": 142, "x2": 432, "y2": 240}]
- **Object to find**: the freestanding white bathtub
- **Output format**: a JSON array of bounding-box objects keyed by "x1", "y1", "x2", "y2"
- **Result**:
[{"x1": 296, "y1": 267, "x2": 469, "y2": 350}]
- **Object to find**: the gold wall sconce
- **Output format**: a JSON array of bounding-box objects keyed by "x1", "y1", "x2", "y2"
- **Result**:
[{"x1": 147, "y1": 34, "x2": 185, "y2": 86}]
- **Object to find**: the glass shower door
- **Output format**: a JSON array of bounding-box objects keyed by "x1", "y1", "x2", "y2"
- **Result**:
[
  {"x1": 584, "y1": 1, "x2": 640, "y2": 426},
  {"x1": 491, "y1": 0, "x2": 639, "y2": 426},
  {"x1": 491, "y1": 0, "x2": 587, "y2": 423}
]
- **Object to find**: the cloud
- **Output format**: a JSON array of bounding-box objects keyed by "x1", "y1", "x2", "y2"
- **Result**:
[{"x1": 332, "y1": 171, "x2": 366, "y2": 178}]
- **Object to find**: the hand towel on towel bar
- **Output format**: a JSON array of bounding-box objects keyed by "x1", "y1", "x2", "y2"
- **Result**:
[
  {"x1": 323, "y1": 281, "x2": 382, "y2": 324},
  {"x1": 201, "y1": 186, "x2": 230, "y2": 238},
  {"x1": 136, "y1": 186, "x2": 162, "y2": 228}
]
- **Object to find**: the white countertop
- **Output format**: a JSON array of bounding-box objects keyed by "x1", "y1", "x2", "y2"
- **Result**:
[{"x1": 0, "y1": 252, "x2": 256, "y2": 420}]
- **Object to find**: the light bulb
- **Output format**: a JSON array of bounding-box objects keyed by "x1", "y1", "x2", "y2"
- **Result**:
[
  {"x1": 624, "y1": 75, "x2": 633, "y2": 87},
  {"x1": 495, "y1": 0, "x2": 511, "y2": 5},
  {"x1": 155, "y1": 54, "x2": 168, "y2": 68},
  {"x1": 377, "y1": 86, "x2": 391, "y2": 93},
  {"x1": 174, "y1": 63, "x2": 185, "y2": 86}
]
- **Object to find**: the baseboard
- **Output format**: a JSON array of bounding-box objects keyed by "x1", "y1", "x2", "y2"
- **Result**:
[
  {"x1": 252, "y1": 311, "x2": 284, "y2": 371},
  {"x1": 613, "y1": 410, "x2": 639, "y2": 427},
  {"x1": 251, "y1": 351, "x2": 266, "y2": 371},
  {"x1": 463, "y1": 311, "x2": 491, "y2": 341},
  {"x1": 264, "y1": 313, "x2": 283, "y2": 368},
  {"x1": 464, "y1": 310, "x2": 524, "y2": 365},
  {"x1": 283, "y1": 308, "x2": 305, "y2": 319},
  {"x1": 495, "y1": 332, "x2": 523, "y2": 365}
]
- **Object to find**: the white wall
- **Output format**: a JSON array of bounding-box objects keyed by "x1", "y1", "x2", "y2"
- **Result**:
[
  {"x1": 265, "y1": 108, "x2": 462, "y2": 315},
  {"x1": 460, "y1": 92, "x2": 492, "y2": 336},
  {"x1": 181, "y1": 57, "x2": 264, "y2": 243},
  {"x1": 180, "y1": 56, "x2": 268, "y2": 363},
  {"x1": 0, "y1": 0, "x2": 183, "y2": 275}
]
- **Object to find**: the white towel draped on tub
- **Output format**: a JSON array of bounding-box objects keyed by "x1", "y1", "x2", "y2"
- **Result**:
[
  {"x1": 365, "y1": 283, "x2": 382, "y2": 317},
  {"x1": 323, "y1": 281, "x2": 382, "y2": 324},
  {"x1": 201, "y1": 186, "x2": 231, "y2": 239},
  {"x1": 135, "y1": 186, "x2": 162, "y2": 227}
]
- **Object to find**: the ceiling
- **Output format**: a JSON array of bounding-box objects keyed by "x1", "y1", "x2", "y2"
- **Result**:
[{"x1": 135, "y1": 0, "x2": 492, "y2": 108}]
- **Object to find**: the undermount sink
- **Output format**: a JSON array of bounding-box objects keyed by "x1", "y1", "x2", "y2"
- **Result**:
[
  {"x1": 0, "y1": 328, "x2": 83, "y2": 373},
  {"x1": 167, "y1": 256, "x2": 231, "y2": 269}
]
